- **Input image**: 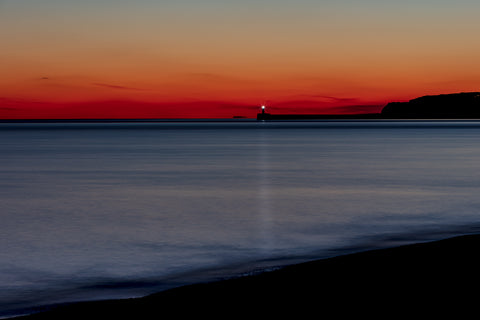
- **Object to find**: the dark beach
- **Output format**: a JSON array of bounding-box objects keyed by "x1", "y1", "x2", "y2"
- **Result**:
[{"x1": 14, "y1": 234, "x2": 480, "y2": 318}]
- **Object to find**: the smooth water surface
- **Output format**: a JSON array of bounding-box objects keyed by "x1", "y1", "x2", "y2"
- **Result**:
[{"x1": 2, "y1": 120, "x2": 480, "y2": 316}]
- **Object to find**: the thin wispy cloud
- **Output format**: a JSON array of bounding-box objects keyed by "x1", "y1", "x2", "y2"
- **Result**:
[
  {"x1": 184, "y1": 73, "x2": 255, "y2": 84},
  {"x1": 93, "y1": 83, "x2": 144, "y2": 91},
  {"x1": 293, "y1": 94, "x2": 360, "y2": 104}
]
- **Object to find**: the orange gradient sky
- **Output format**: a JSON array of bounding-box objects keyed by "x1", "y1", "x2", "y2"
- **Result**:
[{"x1": 2, "y1": 0, "x2": 480, "y2": 118}]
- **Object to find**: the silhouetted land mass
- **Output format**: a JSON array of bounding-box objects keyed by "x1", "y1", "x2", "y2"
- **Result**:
[
  {"x1": 257, "y1": 92, "x2": 480, "y2": 120},
  {"x1": 14, "y1": 234, "x2": 480, "y2": 319},
  {"x1": 381, "y1": 92, "x2": 480, "y2": 118}
]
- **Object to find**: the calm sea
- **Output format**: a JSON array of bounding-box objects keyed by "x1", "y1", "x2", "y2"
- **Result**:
[{"x1": 2, "y1": 120, "x2": 480, "y2": 317}]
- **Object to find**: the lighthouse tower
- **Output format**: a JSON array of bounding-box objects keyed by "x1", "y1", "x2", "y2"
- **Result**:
[{"x1": 257, "y1": 105, "x2": 270, "y2": 120}]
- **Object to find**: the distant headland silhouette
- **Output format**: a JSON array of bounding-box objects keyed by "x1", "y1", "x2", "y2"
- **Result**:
[{"x1": 257, "y1": 92, "x2": 480, "y2": 120}]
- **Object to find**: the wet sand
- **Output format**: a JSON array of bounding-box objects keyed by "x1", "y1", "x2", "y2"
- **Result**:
[{"x1": 14, "y1": 234, "x2": 480, "y2": 318}]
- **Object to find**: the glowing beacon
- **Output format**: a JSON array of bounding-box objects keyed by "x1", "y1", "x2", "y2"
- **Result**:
[{"x1": 257, "y1": 105, "x2": 270, "y2": 120}]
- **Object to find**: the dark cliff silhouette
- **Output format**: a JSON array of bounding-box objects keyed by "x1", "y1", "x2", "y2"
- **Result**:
[
  {"x1": 381, "y1": 92, "x2": 480, "y2": 118},
  {"x1": 257, "y1": 92, "x2": 480, "y2": 120}
]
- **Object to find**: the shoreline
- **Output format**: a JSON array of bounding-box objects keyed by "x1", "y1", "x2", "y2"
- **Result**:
[{"x1": 12, "y1": 233, "x2": 480, "y2": 318}]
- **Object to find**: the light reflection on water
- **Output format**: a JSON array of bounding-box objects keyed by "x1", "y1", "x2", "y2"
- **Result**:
[
  {"x1": 257, "y1": 128, "x2": 274, "y2": 254},
  {"x1": 2, "y1": 120, "x2": 480, "y2": 316}
]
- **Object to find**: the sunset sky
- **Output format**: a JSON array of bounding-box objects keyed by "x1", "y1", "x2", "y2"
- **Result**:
[{"x1": 2, "y1": 0, "x2": 480, "y2": 118}]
